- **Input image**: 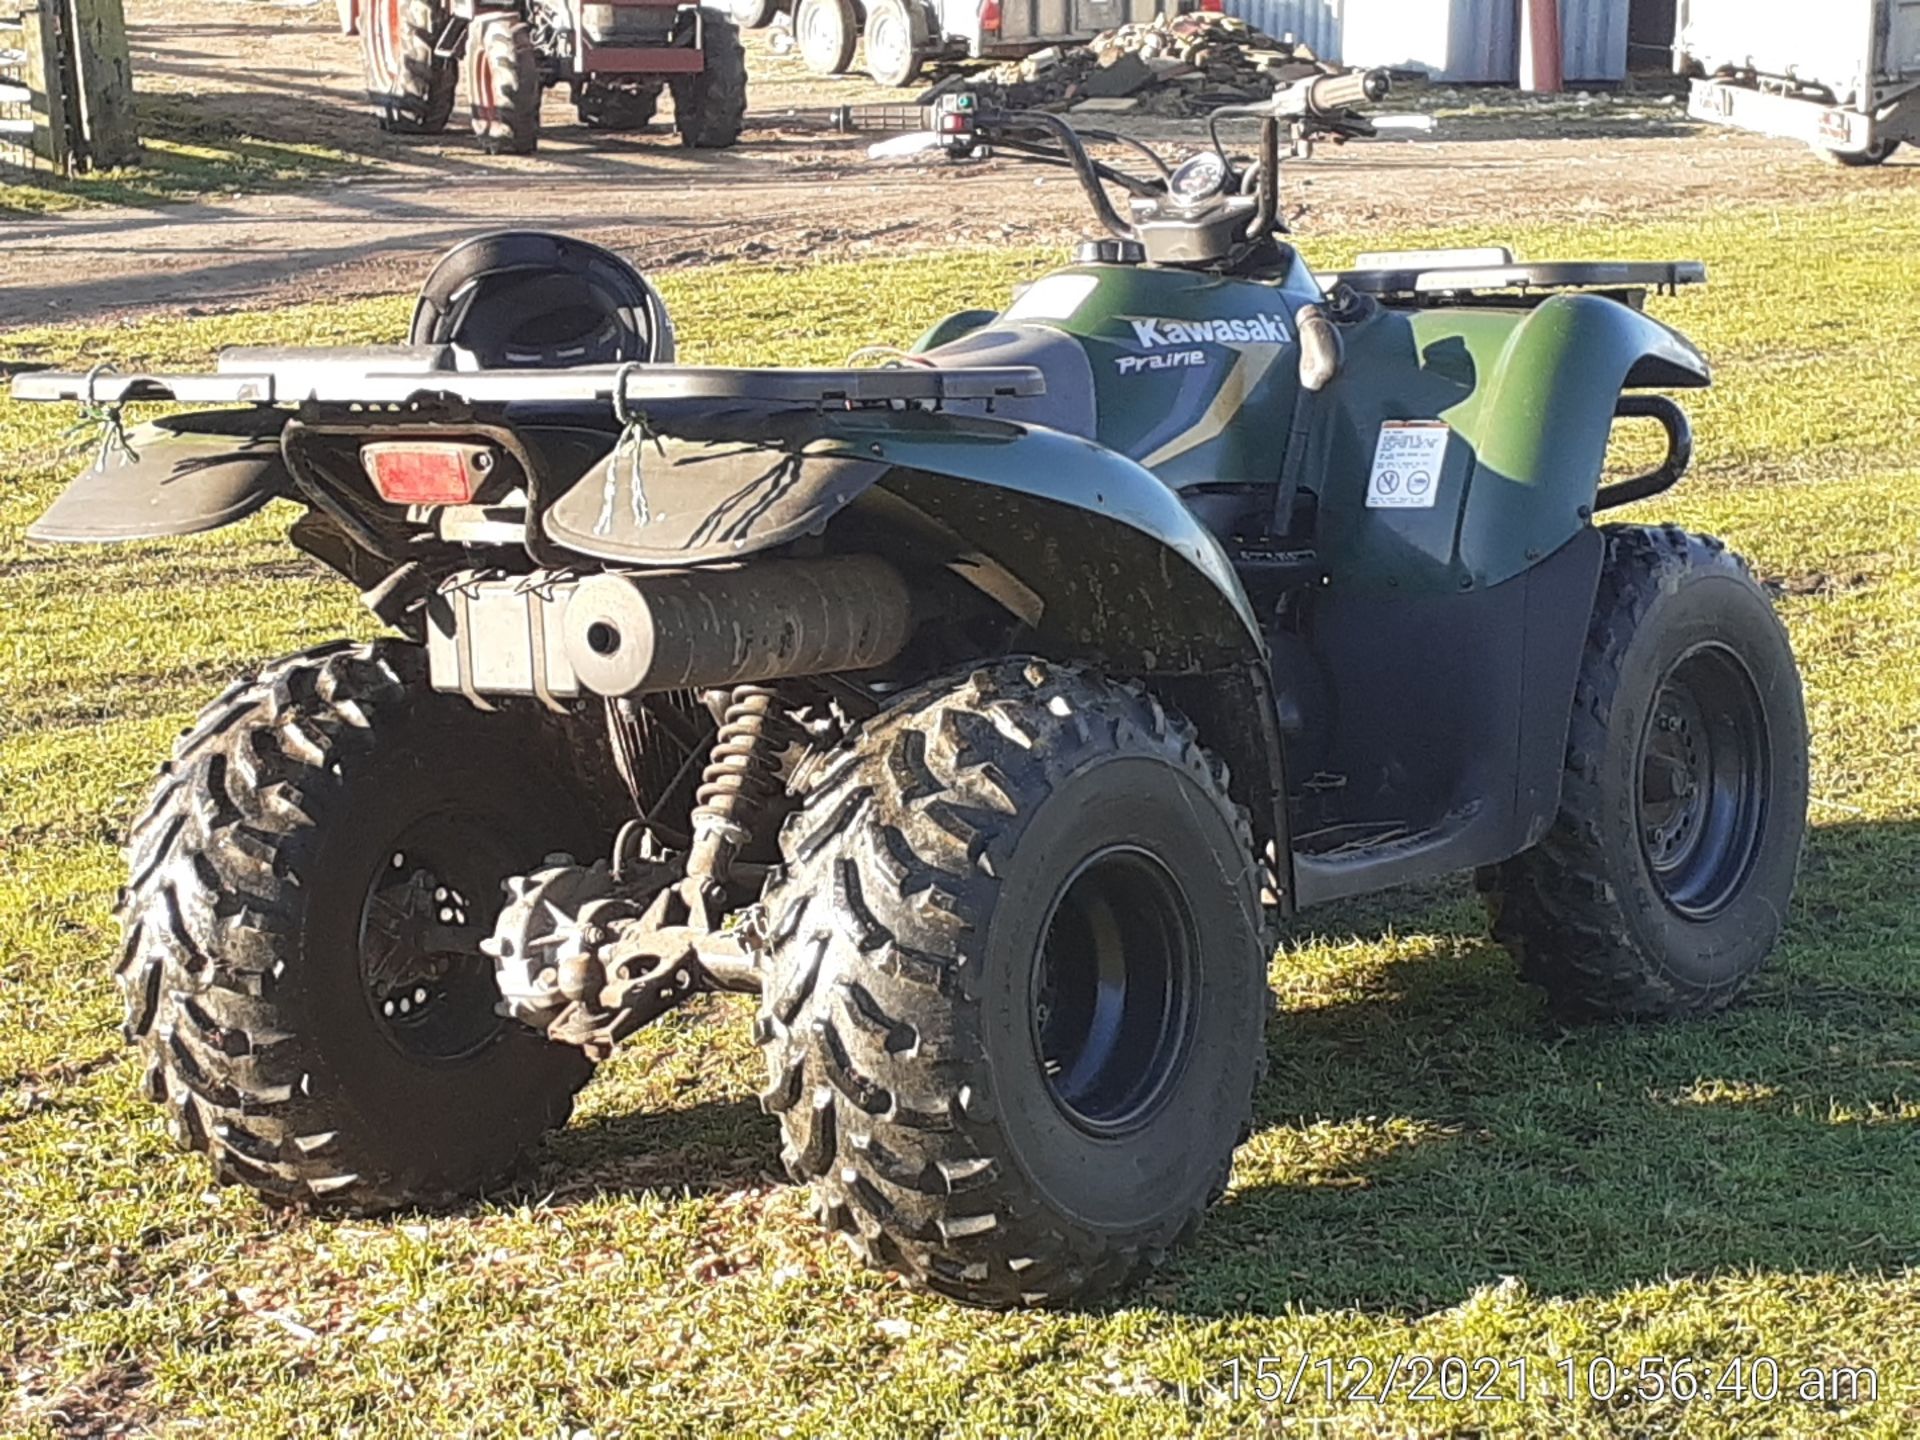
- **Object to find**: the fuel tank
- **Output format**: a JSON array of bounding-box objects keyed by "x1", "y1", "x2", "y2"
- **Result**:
[{"x1": 922, "y1": 254, "x2": 1323, "y2": 491}]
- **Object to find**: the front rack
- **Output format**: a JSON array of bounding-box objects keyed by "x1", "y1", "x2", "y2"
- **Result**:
[
  {"x1": 9, "y1": 347, "x2": 1047, "y2": 408},
  {"x1": 1320, "y1": 250, "x2": 1707, "y2": 309}
]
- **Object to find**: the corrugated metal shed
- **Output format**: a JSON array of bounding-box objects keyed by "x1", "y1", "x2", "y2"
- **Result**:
[
  {"x1": 1218, "y1": 0, "x2": 1345, "y2": 63},
  {"x1": 1560, "y1": 0, "x2": 1629, "y2": 82},
  {"x1": 1218, "y1": 0, "x2": 1631, "y2": 85}
]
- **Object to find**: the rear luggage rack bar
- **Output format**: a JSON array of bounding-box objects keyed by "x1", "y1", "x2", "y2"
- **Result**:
[{"x1": 10, "y1": 358, "x2": 1047, "y2": 408}]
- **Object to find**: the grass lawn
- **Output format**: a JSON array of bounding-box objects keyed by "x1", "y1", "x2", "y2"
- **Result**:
[
  {"x1": 2, "y1": 193, "x2": 1918, "y2": 1438},
  {"x1": 0, "y1": 99, "x2": 360, "y2": 219}
]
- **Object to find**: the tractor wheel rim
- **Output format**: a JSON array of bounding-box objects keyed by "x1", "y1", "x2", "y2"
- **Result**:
[
  {"x1": 868, "y1": 10, "x2": 904, "y2": 71},
  {"x1": 1637, "y1": 641, "x2": 1770, "y2": 919},
  {"x1": 358, "y1": 820, "x2": 512, "y2": 1062},
  {"x1": 800, "y1": 3, "x2": 837, "y2": 59},
  {"x1": 1029, "y1": 846, "x2": 1199, "y2": 1135}
]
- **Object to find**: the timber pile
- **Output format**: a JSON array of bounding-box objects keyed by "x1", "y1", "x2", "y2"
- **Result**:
[{"x1": 939, "y1": 13, "x2": 1335, "y2": 116}]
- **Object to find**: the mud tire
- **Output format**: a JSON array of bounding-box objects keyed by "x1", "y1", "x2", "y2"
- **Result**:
[
  {"x1": 467, "y1": 14, "x2": 542, "y2": 155},
  {"x1": 116, "y1": 641, "x2": 596, "y2": 1212},
  {"x1": 1480, "y1": 526, "x2": 1808, "y2": 1019},
  {"x1": 670, "y1": 10, "x2": 748, "y2": 148},
  {"x1": 364, "y1": 0, "x2": 457, "y2": 133},
  {"x1": 755, "y1": 660, "x2": 1268, "y2": 1308}
]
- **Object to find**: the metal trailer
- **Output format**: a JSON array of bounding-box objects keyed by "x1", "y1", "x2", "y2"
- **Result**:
[{"x1": 1677, "y1": 0, "x2": 1920, "y2": 164}]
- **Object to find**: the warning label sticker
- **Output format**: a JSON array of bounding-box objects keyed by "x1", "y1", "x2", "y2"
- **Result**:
[{"x1": 1367, "y1": 421, "x2": 1450, "y2": 509}]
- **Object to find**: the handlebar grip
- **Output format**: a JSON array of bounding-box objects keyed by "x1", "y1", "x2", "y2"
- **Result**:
[
  {"x1": 832, "y1": 103, "x2": 933, "y2": 133},
  {"x1": 1303, "y1": 68, "x2": 1392, "y2": 115}
]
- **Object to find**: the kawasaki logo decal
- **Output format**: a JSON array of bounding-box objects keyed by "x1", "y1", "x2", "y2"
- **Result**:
[{"x1": 1128, "y1": 315, "x2": 1292, "y2": 347}]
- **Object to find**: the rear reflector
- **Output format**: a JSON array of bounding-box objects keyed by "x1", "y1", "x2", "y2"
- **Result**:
[
  {"x1": 979, "y1": 0, "x2": 1000, "y2": 32},
  {"x1": 361, "y1": 443, "x2": 486, "y2": 505}
]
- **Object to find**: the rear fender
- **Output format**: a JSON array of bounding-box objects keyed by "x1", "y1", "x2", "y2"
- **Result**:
[
  {"x1": 25, "y1": 410, "x2": 291, "y2": 544},
  {"x1": 822, "y1": 411, "x2": 1292, "y2": 883}
]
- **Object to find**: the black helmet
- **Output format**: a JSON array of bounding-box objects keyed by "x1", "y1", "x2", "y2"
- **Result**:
[{"x1": 409, "y1": 230, "x2": 676, "y2": 369}]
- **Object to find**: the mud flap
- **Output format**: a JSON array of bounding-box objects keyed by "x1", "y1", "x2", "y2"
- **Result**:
[{"x1": 26, "y1": 410, "x2": 292, "y2": 544}]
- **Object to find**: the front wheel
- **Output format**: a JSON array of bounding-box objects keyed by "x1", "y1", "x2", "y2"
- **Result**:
[
  {"x1": 727, "y1": 0, "x2": 782, "y2": 25},
  {"x1": 755, "y1": 661, "x2": 1269, "y2": 1308},
  {"x1": 1817, "y1": 138, "x2": 1899, "y2": 166},
  {"x1": 1481, "y1": 526, "x2": 1808, "y2": 1019},
  {"x1": 670, "y1": 10, "x2": 748, "y2": 148},
  {"x1": 467, "y1": 14, "x2": 542, "y2": 155},
  {"x1": 116, "y1": 642, "x2": 600, "y2": 1210}
]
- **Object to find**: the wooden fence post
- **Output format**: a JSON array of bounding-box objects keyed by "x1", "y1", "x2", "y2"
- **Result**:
[
  {"x1": 66, "y1": 0, "x2": 135, "y2": 168},
  {"x1": 22, "y1": 0, "x2": 72, "y2": 172}
]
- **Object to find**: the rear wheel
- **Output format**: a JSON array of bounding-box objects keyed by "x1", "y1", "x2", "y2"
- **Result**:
[
  {"x1": 755, "y1": 661, "x2": 1268, "y2": 1307},
  {"x1": 577, "y1": 79, "x2": 661, "y2": 130},
  {"x1": 670, "y1": 10, "x2": 748, "y2": 148},
  {"x1": 363, "y1": 0, "x2": 456, "y2": 133},
  {"x1": 117, "y1": 642, "x2": 598, "y2": 1210},
  {"x1": 795, "y1": 0, "x2": 856, "y2": 75},
  {"x1": 1481, "y1": 526, "x2": 1808, "y2": 1019},
  {"x1": 467, "y1": 14, "x2": 542, "y2": 155},
  {"x1": 862, "y1": 0, "x2": 925, "y2": 87}
]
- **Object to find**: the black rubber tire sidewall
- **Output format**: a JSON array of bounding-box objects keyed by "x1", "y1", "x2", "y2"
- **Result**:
[
  {"x1": 979, "y1": 754, "x2": 1265, "y2": 1232},
  {"x1": 1589, "y1": 563, "x2": 1807, "y2": 989}
]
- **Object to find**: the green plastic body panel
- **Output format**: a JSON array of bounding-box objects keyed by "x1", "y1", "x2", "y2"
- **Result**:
[
  {"x1": 1304, "y1": 294, "x2": 1711, "y2": 596},
  {"x1": 818, "y1": 408, "x2": 1266, "y2": 672}
]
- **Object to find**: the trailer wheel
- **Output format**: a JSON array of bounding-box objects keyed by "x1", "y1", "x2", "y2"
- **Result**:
[
  {"x1": 670, "y1": 10, "x2": 748, "y2": 148},
  {"x1": 755, "y1": 661, "x2": 1269, "y2": 1308},
  {"x1": 116, "y1": 642, "x2": 599, "y2": 1212},
  {"x1": 364, "y1": 0, "x2": 456, "y2": 134},
  {"x1": 862, "y1": 0, "x2": 926, "y2": 87},
  {"x1": 577, "y1": 80, "x2": 662, "y2": 131},
  {"x1": 795, "y1": 0, "x2": 856, "y2": 75},
  {"x1": 467, "y1": 14, "x2": 542, "y2": 155},
  {"x1": 727, "y1": 0, "x2": 781, "y2": 26},
  {"x1": 1480, "y1": 526, "x2": 1808, "y2": 1020},
  {"x1": 1817, "y1": 138, "x2": 1899, "y2": 166}
]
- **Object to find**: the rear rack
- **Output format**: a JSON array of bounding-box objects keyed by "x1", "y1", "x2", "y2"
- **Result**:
[
  {"x1": 9, "y1": 348, "x2": 1047, "y2": 408},
  {"x1": 1320, "y1": 249, "x2": 1706, "y2": 309}
]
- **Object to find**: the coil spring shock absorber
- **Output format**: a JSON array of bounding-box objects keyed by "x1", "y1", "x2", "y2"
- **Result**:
[{"x1": 686, "y1": 685, "x2": 790, "y2": 884}]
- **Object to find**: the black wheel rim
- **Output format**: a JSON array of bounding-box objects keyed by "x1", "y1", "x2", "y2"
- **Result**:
[
  {"x1": 358, "y1": 815, "x2": 515, "y2": 1063},
  {"x1": 1637, "y1": 642, "x2": 1771, "y2": 919},
  {"x1": 1030, "y1": 846, "x2": 1198, "y2": 1135}
]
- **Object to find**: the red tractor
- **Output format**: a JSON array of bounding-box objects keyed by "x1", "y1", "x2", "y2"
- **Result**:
[{"x1": 343, "y1": 0, "x2": 747, "y2": 153}]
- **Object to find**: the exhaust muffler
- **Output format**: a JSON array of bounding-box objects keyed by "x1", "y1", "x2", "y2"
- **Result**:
[{"x1": 562, "y1": 555, "x2": 912, "y2": 697}]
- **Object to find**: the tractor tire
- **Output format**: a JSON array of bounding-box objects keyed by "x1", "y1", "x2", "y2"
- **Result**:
[
  {"x1": 467, "y1": 15, "x2": 542, "y2": 155},
  {"x1": 795, "y1": 0, "x2": 856, "y2": 75},
  {"x1": 727, "y1": 0, "x2": 781, "y2": 26},
  {"x1": 862, "y1": 0, "x2": 925, "y2": 88},
  {"x1": 577, "y1": 80, "x2": 662, "y2": 131},
  {"x1": 755, "y1": 660, "x2": 1269, "y2": 1308},
  {"x1": 363, "y1": 0, "x2": 456, "y2": 134},
  {"x1": 115, "y1": 641, "x2": 598, "y2": 1212},
  {"x1": 1480, "y1": 525, "x2": 1808, "y2": 1020},
  {"x1": 670, "y1": 10, "x2": 748, "y2": 149}
]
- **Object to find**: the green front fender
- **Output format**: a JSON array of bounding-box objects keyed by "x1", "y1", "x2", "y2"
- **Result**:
[
  {"x1": 820, "y1": 409, "x2": 1268, "y2": 674},
  {"x1": 1451, "y1": 294, "x2": 1710, "y2": 581}
]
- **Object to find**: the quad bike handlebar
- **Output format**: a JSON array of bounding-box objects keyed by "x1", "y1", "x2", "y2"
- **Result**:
[{"x1": 835, "y1": 68, "x2": 1394, "y2": 263}]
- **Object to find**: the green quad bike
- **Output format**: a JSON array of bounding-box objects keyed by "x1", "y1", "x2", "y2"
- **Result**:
[{"x1": 16, "y1": 72, "x2": 1807, "y2": 1308}]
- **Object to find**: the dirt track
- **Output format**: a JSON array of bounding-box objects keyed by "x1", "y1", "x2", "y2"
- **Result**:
[{"x1": 2, "y1": 0, "x2": 1917, "y2": 329}]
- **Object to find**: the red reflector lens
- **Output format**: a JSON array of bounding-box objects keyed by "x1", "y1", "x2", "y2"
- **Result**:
[
  {"x1": 362, "y1": 444, "x2": 481, "y2": 504},
  {"x1": 1199, "y1": 0, "x2": 1223, "y2": 10},
  {"x1": 979, "y1": 0, "x2": 1000, "y2": 31}
]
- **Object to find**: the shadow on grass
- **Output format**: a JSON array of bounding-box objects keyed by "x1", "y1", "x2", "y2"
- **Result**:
[{"x1": 1161, "y1": 818, "x2": 1920, "y2": 1317}]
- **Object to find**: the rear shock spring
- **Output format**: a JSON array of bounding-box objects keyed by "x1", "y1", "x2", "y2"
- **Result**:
[{"x1": 688, "y1": 685, "x2": 789, "y2": 875}]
